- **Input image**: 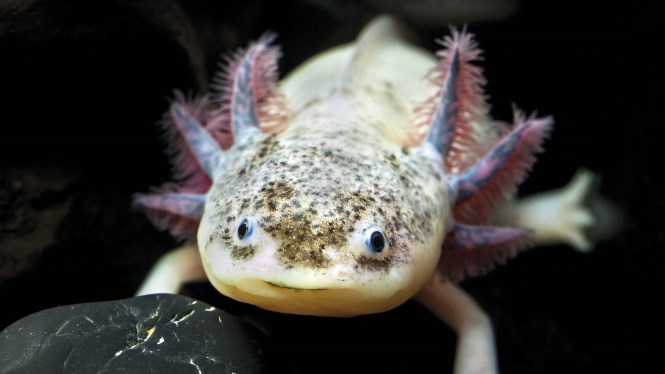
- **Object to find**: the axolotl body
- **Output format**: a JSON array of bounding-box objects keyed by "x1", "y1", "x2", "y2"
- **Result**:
[{"x1": 135, "y1": 16, "x2": 608, "y2": 373}]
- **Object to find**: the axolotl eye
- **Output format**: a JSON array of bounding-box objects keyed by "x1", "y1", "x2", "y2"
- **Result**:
[
  {"x1": 364, "y1": 226, "x2": 388, "y2": 256},
  {"x1": 237, "y1": 217, "x2": 257, "y2": 241}
]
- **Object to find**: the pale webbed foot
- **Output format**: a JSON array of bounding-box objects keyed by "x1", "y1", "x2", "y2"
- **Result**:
[{"x1": 514, "y1": 168, "x2": 615, "y2": 252}]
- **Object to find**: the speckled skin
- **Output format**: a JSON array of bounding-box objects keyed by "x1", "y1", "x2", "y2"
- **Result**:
[{"x1": 199, "y1": 93, "x2": 452, "y2": 316}]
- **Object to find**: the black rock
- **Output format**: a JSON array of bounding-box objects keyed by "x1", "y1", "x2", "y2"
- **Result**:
[{"x1": 0, "y1": 294, "x2": 268, "y2": 373}]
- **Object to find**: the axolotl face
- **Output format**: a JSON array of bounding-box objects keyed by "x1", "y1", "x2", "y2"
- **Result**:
[{"x1": 198, "y1": 127, "x2": 451, "y2": 317}]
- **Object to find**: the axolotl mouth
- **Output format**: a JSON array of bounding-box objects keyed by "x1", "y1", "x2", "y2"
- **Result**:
[
  {"x1": 206, "y1": 277, "x2": 422, "y2": 317},
  {"x1": 264, "y1": 280, "x2": 327, "y2": 291}
]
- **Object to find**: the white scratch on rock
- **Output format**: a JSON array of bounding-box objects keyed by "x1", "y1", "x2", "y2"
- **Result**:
[
  {"x1": 205, "y1": 306, "x2": 215, "y2": 311},
  {"x1": 54, "y1": 320, "x2": 71, "y2": 336},
  {"x1": 157, "y1": 337, "x2": 165, "y2": 345},
  {"x1": 149, "y1": 304, "x2": 162, "y2": 319},
  {"x1": 189, "y1": 358, "x2": 202, "y2": 374},
  {"x1": 171, "y1": 309, "x2": 195, "y2": 326}
]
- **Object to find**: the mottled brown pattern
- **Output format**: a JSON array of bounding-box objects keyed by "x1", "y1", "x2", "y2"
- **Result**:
[
  {"x1": 231, "y1": 244, "x2": 257, "y2": 261},
  {"x1": 260, "y1": 180, "x2": 294, "y2": 212},
  {"x1": 356, "y1": 255, "x2": 393, "y2": 272},
  {"x1": 238, "y1": 135, "x2": 280, "y2": 177},
  {"x1": 263, "y1": 213, "x2": 341, "y2": 269}
]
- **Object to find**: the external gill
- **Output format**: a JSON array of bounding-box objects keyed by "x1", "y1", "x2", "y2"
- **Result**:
[
  {"x1": 132, "y1": 105, "x2": 223, "y2": 237},
  {"x1": 418, "y1": 28, "x2": 553, "y2": 281},
  {"x1": 134, "y1": 36, "x2": 288, "y2": 238}
]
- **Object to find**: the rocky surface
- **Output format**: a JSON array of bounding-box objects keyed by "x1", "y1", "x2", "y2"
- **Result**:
[{"x1": 0, "y1": 294, "x2": 268, "y2": 373}]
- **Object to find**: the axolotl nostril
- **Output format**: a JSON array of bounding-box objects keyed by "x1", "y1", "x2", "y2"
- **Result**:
[{"x1": 134, "y1": 16, "x2": 614, "y2": 373}]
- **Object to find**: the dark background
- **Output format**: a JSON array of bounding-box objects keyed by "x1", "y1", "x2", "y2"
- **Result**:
[{"x1": 1, "y1": 0, "x2": 660, "y2": 372}]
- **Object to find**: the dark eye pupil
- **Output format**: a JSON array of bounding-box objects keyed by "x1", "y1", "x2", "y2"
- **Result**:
[
  {"x1": 237, "y1": 219, "x2": 249, "y2": 239},
  {"x1": 370, "y1": 231, "x2": 385, "y2": 252}
]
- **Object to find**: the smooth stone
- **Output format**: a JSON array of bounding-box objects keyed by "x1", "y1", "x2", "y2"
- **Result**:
[{"x1": 0, "y1": 293, "x2": 268, "y2": 373}]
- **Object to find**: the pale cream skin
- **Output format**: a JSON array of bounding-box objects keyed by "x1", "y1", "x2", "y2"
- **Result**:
[{"x1": 138, "y1": 17, "x2": 606, "y2": 374}]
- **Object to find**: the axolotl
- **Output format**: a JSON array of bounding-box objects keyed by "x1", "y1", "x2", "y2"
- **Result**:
[{"x1": 135, "y1": 16, "x2": 609, "y2": 373}]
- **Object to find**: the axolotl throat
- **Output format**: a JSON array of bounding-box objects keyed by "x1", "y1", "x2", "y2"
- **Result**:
[{"x1": 135, "y1": 16, "x2": 608, "y2": 372}]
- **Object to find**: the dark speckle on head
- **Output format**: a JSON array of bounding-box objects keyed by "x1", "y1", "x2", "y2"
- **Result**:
[
  {"x1": 231, "y1": 244, "x2": 257, "y2": 261},
  {"x1": 261, "y1": 181, "x2": 294, "y2": 212},
  {"x1": 356, "y1": 255, "x2": 393, "y2": 272},
  {"x1": 239, "y1": 135, "x2": 280, "y2": 177},
  {"x1": 262, "y1": 212, "x2": 343, "y2": 269}
]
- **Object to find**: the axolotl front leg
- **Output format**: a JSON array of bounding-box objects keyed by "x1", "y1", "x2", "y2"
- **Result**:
[
  {"x1": 137, "y1": 245, "x2": 205, "y2": 295},
  {"x1": 411, "y1": 32, "x2": 612, "y2": 373}
]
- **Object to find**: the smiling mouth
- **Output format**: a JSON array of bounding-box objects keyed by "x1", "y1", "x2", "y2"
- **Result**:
[
  {"x1": 264, "y1": 281, "x2": 327, "y2": 291},
  {"x1": 228, "y1": 278, "x2": 371, "y2": 316},
  {"x1": 212, "y1": 277, "x2": 410, "y2": 317},
  {"x1": 233, "y1": 278, "x2": 346, "y2": 299}
]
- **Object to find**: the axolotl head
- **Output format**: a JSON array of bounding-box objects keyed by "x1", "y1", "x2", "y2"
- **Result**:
[{"x1": 198, "y1": 127, "x2": 450, "y2": 317}]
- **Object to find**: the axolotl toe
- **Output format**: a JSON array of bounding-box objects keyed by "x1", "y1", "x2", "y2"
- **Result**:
[{"x1": 134, "y1": 16, "x2": 614, "y2": 373}]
